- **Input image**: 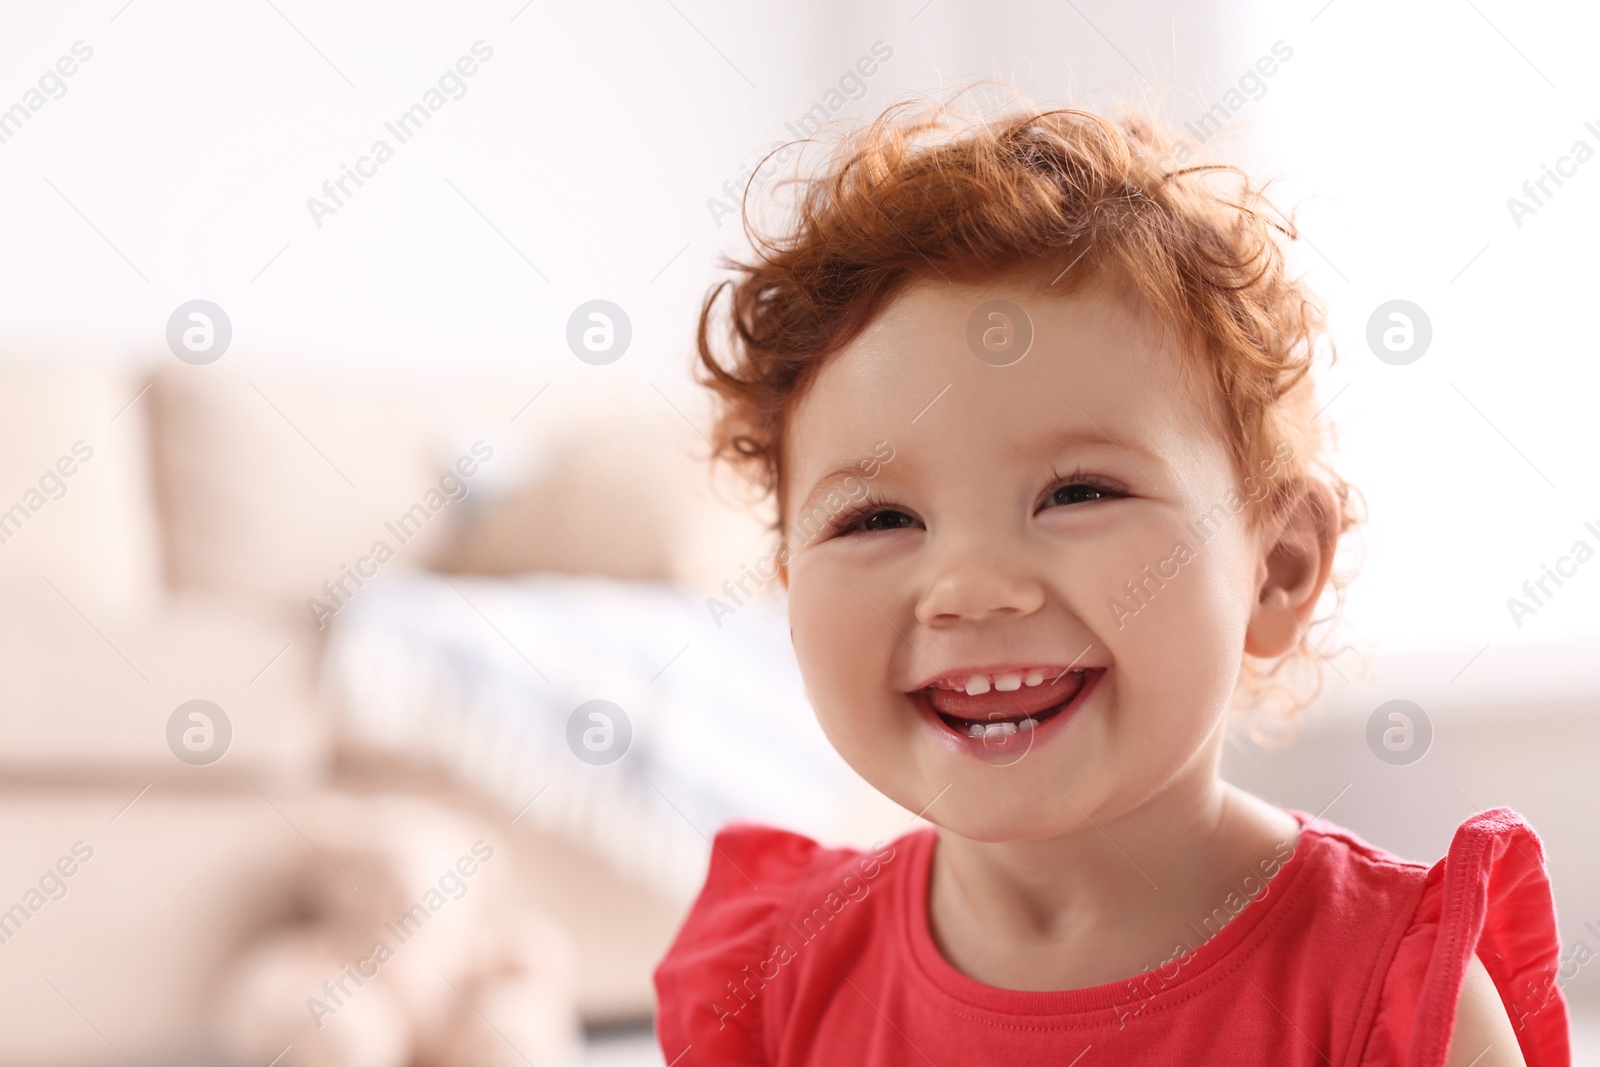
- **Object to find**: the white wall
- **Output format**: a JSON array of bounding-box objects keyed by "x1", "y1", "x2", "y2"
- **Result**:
[
  {"x1": 0, "y1": 0, "x2": 1248, "y2": 376},
  {"x1": 9, "y1": 0, "x2": 1593, "y2": 643}
]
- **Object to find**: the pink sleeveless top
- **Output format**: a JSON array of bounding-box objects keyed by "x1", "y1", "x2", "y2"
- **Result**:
[{"x1": 655, "y1": 807, "x2": 1569, "y2": 1065}]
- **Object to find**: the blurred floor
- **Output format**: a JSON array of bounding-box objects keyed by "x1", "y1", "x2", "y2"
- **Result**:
[
  {"x1": 1576, "y1": 1007, "x2": 1600, "y2": 1067},
  {"x1": 579, "y1": 1029, "x2": 664, "y2": 1067}
]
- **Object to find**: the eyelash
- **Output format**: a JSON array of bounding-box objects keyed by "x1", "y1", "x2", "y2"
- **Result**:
[
  {"x1": 826, "y1": 469, "x2": 1127, "y2": 537},
  {"x1": 827, "y1": 493, "x2": 914, "y2": 537},
  {"x1": 1041, "y1": 466, "x2": 1128, "y2": 509}
]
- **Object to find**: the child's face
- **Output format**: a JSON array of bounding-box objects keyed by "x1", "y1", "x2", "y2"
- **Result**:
[{"x1": 781, "y1": 275, "x2": 1278, "y2": 841}]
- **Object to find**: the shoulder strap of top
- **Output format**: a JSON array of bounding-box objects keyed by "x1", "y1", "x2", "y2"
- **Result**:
[
  {"x1": 654, "y1": 823, "x2": 827, "y2": 1066},
  {"x1": 1409, "y1": 807, "x2": 1568, "y2": 1067}
]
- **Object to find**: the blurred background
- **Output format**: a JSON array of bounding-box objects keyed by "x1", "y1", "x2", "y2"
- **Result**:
[{"x1": 0, "y1": 0, "x2": 1596, "y2": 1063}]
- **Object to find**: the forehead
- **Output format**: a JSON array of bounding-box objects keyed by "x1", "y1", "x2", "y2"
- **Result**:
[{"x1": 784, "y1": 275, "x2": 1219, "y2": 497}]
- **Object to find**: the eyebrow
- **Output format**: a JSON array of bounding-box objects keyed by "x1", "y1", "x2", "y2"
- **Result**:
[
  {"x1": 1021, "y1": 425, "x2": 1167, "y2": 487},
  {"x1": 793, "y1": 454, "x2": 904, "y2": 523},
  {"x1": 1016, "y1": 426, "x2": 1158, "y2": 460}
]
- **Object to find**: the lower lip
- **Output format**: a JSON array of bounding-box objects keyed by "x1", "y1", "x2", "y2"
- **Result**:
[{"x1": 912, "y1": 668, "x2": 1104, "y2": 758}]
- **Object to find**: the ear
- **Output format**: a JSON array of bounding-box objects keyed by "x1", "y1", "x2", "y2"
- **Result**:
[{"x1": 1244, "y1": 480, "x2": 1340, "y2": 659}]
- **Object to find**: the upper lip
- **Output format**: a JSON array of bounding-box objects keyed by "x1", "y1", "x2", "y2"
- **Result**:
[{"x1": 905, "y1": 662, "x2": 1104, "y2": 692}]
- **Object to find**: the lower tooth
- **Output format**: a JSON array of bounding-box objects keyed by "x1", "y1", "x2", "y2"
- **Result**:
[
  {"x1": 967, "y1": 723, "x2": 985, "y2": 739},
  {"x1": 984, "y1": 722, "x2": 1018, "y2": 739},
  {"x1": 1019, "y1": 718, "x2": 1037, "y2": 731}
]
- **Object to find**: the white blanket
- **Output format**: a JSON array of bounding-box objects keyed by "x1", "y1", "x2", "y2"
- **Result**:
[{"x1": 320, "y1": 572, "x2": 856, "y2": 896}]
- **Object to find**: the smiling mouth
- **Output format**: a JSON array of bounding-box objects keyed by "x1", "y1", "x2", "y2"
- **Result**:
[{"x1": 913, "y1": 667, "x2": 1103, "y2": 740}]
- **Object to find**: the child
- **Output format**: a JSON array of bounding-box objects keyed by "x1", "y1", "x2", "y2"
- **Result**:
[{"x1": 655, "y1": 96, "x2": 1569, "y2": 1065}]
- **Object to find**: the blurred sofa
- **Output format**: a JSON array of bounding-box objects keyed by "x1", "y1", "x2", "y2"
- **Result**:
[
  {"x1": 0, "y1": 358, "x2": 771, "y2": 1065},
  {"x1": 4, "y1": 358, "x2": 1596, "y2": 1065}
]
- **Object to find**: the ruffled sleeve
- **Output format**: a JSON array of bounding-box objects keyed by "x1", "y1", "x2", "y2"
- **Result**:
[
  {"x1": 1361, "y1": 807, "x2": 1569, "y2": 1067},
  {"x1": 653, "y1": 823, "x2": 824, "y2": 1067}
]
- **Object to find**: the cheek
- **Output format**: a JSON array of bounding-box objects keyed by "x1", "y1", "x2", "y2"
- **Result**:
[
  {"x1": 1099, "y1": 528, "x2": 1255, "y2": 718},
  {"x1": 785, "y1": 554, "x2": 901, "y2": 738}
]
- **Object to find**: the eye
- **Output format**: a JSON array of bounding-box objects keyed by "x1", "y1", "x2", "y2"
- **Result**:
[
  {"x1": 830, "y1": 500, "x2": 922, "y2": 536},
  {"x1": 859, "y1": 508, "x2": 918, "y2": 532},
  {"x1": 1040, "y1": 472, "x2": 1126, "y2": 511},
  {"x1": 1051, "y1": 483, "x2": 1111, "y2": 506}
]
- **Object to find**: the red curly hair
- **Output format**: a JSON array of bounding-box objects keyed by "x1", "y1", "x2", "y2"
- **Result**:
[{"x1": 694, "y1": 90, "x2": 1358, "y2": 727}]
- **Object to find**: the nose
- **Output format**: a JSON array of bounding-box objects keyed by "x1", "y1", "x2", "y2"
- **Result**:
[{"x1": 914, "y1": 547, "x2": 1047, "y2": 627}]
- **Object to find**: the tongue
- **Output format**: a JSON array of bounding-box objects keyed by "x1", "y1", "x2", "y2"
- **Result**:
[{"x1": 928, "y1": 671, "x2": 1085, "y2": 721}]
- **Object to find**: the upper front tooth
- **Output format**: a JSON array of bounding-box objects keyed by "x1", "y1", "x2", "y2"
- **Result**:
[
  {"x1": 1023, "y1": 671, "x2": 1044, "y2": 687},
  {"x1": 964, "y1": 675, "x2": 991, "y2": 695},
  {"x1": 993, "y1": 673, "x2": 1022, "y2": 691}
]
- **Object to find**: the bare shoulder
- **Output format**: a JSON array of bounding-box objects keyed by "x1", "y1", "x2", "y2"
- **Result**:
[{"x1": 1445, "y1": 953, "x2": 1526, "y2": 1067}]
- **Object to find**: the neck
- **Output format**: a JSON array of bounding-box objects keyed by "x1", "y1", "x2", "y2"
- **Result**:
[
  {"x1": 926, "y1": 748, "x2": 1299, "y2": 990},
  {"x1": 937, "y1": 757, "x2": 1227, "y2": 930}
]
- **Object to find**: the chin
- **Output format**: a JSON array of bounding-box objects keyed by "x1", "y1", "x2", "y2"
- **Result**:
[{"x1": 923, "y1": 797, "x2": 1082, "y2": 844}]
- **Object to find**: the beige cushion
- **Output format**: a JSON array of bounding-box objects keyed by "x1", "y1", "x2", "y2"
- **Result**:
[
  {"x1": 0, "y1": 585, "x2": 327, "y2": 784},
  {"x1": 0, "y1": 362, "x2": 162, "y2": 614},
  {"x1": 150, "y1": 362, "x2": 498, "y2": 608},
  {"x1": 151, "y1": 363, "x2": 770, "y2": 605},
  {"x1": 430, "y1": 377, "x2": 773, "y2": 594},
  {"x1": 0, "y1": 789, "x2": 307, "y2": 1066}
]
